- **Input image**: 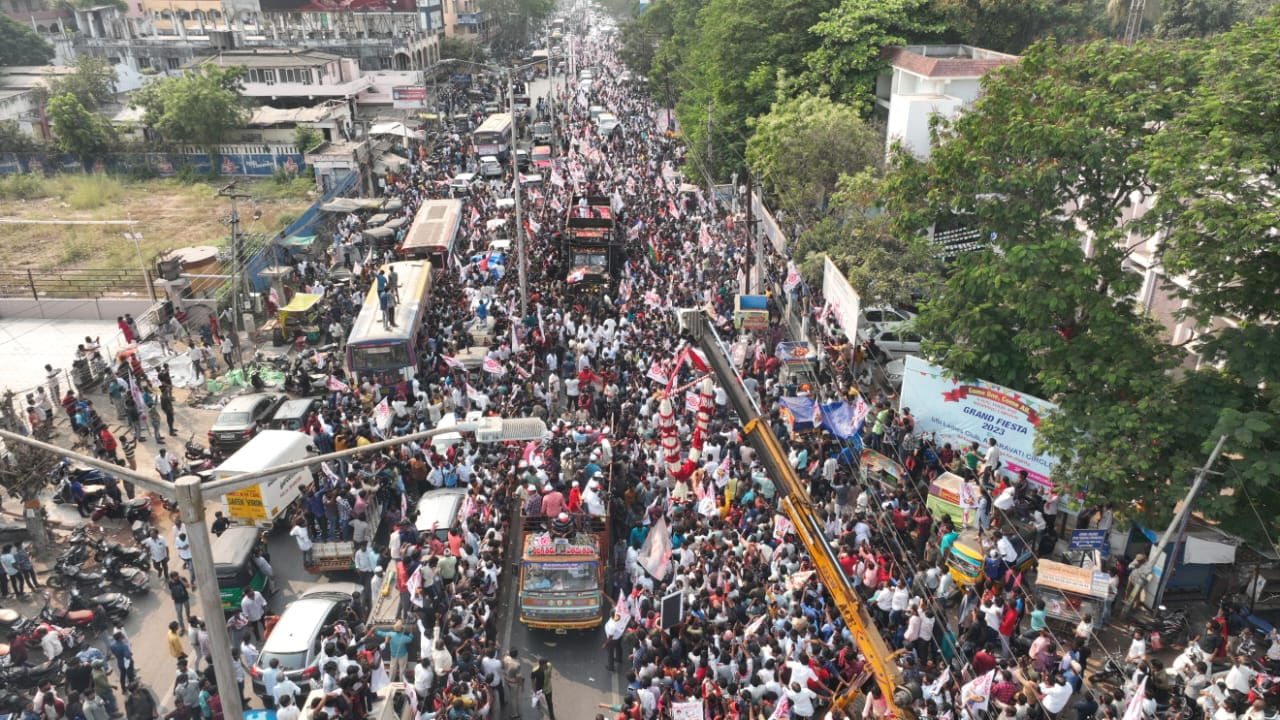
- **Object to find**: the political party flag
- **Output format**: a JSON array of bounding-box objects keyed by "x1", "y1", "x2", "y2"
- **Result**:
[
  {"x1": 647, "y1": 237, "x2": 661, "y2": 266},
  {"x1": 699, "y1": 223, "x2": 712, "y2": 250},
  {"x1": 325, "y1": 376, "x2": 350, "y2": 393},
  {"x1": 482, "y1": 356, "x2": 506, "y2": 376},
  {"x1": 407, "y1": 566, "x2": 423, "y2": 607},
  {"x1": 515, "y1": 364, "x2": 531, "y2": 379},
  {"x1": 644, "y1": 290, "x2": 661, "y2": 307},
  {"x1": 783, "y1": 261, "x2": 802, "y2": 293},
  {"x1": 646, "y1": 361, "x2": 669, "y2": 385},
  {"x1": 442, "y1": 355, "x2": 463, "y2": 369},
  {"x1": 1123, "y1": 677, "x2": 1147, "y2": 720},
  {"x1": 852, "y1": 394, "x2": 870, "y2": 428},
  {"x1": 511, "y1": 324, "x2": 520, "y2": 353},
  {"x1": 470, "y1": 206, "x2": 480, "y2": 225},
  {"x1": 743, "y1": 613, "x2": 767, "y2": 637},
  {"x1": 636, "y1": 517, "x2": 672, "y2": 580},
  {"x1": 527, "y1": 217, "x2": 541, "y2": 235},
  {"x1": 685, "y1": 391, "x2": 700, "y2": 414},
  {"x1": 550, "y1": 195, "x2": 563, "y2": 212},
  {"x1": 627, "y1": 218, "x2": 644, "y2": 241},
  {"x1": 373, "y1": 398, "x2": 391, "y2": 432},
  {"x1": 668, "y1": 198, "x2": 681, "y2": 219},
  {"x1": 924, "y1": 668, "x2": 951, "y2": 701},
  {"x1": 960, "y1": 670, "x2": 996, "y2": 713},
  {"x1": 566, "y1": 268, "x2": 587, "y2": 284},
  {"x1": 767, "y1": 696, "x2": 789, "y2": 720}
]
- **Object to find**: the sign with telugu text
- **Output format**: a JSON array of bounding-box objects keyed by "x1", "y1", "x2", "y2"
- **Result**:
[{"x1": 900, "y1": 356, "x2": 1059, "y2": 487}]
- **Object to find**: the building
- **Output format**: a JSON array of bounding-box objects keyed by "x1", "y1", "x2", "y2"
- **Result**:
[
  {"x1": 194, "y1": 49, "x2": 372, "y2": 106},
  {"x1": 875, "y1": 44, "x2": 1018, "y2": 160},
  {"x1": 440, "y1": 0, "x2": 487, "y2": 39},
  {"x1": 0, "y1": 66, "x2": 72, "y2": 140}
]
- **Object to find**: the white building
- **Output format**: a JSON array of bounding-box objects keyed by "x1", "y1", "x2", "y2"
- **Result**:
[{"x1": 875, "y1": 44, "x2": 1018, "y2": 160}]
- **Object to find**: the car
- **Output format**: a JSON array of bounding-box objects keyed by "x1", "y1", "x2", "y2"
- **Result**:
[
  {"x1": 479, "y1": 155, "x2": 504, "y2": 178},
  {"x1": 872, "y1": 328, "x2": 923, "y2": 360},
  {"x1": 249, "y1": 583, "x2": 361, "y2": 698},
  {"x1": 207, "y1": 393, "x2": 285, "y2": 457},
  {"x1": 858, "y1": 305, "x2": 916, "y2": 340},
  {"x1": 531, "y1": 145, "x2": 552, "y2": 170},
  {"x1": 448, "y1": 172, "x2": 477, "y2": 195},
  {"x1": 532, "y1": 122, "x2": 552, "y2": 144},
  {"x1": 596, "y1": 112, "x2": 620, "y2": 136},
  {"x1": 267, "y1": 397, "x2": 322, "y2": 431},
  {"x1": 515, "y1": 149, "x2": 531, "y2": 171},
  {"x1": 619, "y1": 70, "x2": 633, "y2": 83},
  {"x1": 588, "y1": 105, "x2": 605, "y2": 121},
  {"x1": 415, "y1": 488, "x2": 468, "y2": 542}
]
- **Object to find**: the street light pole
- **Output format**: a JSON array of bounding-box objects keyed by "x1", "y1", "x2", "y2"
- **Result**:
[{"x1": 511, "y1": 73, "x2": 529, "y2": 320}]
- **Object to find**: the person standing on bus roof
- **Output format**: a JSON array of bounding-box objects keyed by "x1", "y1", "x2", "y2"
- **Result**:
[
  {"x1": 387, "y1": 266, "x2": 400, "y2": 304},
  {"x1": 380, "y1": 287, "x2": 398, "y2": 330}
]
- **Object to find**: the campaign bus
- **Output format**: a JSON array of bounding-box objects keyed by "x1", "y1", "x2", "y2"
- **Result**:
[
  {"x1": 345, "y1": 261, "x2": 432, "y2": 380},
  {"x1": 473, "y1": 113, "x2": 513, "y2": 159},
  {"x1": 400, "y1": 198, "x2": 463, "y2": 268}
]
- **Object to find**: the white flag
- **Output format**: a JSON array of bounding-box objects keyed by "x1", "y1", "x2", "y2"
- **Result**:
[
  {"x1": 783, "y1": 261, "x2": 802, "y2": 293},
  {"x1": 636, "y1": 517, "x2": 672, "y2": 580},
  {"x1": 960, "y1": 670, "x2": 996, "y2": 713},
  {"x1": 1123, "y1": 677, "x2": 1147, "y2": 720}
]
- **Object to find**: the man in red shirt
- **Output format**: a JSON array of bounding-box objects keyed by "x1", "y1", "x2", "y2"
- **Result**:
[{"x1": 98, "y1": 427, "x2": 119, "y2": 464}]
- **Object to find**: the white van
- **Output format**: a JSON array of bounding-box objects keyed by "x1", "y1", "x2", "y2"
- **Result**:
[
  {"x1": 213, "y1": 430, "x2": 314, "y2": 529},
  {"x1": 479, "y1": 156, "x2": 504, "y2": 178}
]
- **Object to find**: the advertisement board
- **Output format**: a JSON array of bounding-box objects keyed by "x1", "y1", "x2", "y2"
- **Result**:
[
  {"x1": 822, "y1": 255, "x2": 860, "y2": 343},
  {"x1": 899, "y1": 356, "x2": 1059, "y2": 487},
  {"x1": 258, "y1": 0, "x2": 414, "y2": 12},
  {"x1": 393, "y1": 86, "x2": 427, "y2": 109}
]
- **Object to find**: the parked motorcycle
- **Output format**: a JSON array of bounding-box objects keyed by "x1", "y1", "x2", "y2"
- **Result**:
[
  {"x1": 101, "y1": 554, "x2": 149, "y2": 595},
  {"x1": 89, "y1": 494, "x2": 153, "y2": 524},
  {"x1": 44, "y1": 560, "x2": 107, "y2": 591},
  {"x1": 1131, "y1": 604, "x2": 1191, "y2": 648},
  {"x1": 67, "y1": 588, "x2": 130, "y2": 624},
  {"x1": 38, "y1": 593, "x2": 108, "y2": 633},
  {"x1": 0, "y1": 658, "x2": 63, "y2": 688},
  {"x1": 49, "y1": 462, "x2": 108, "y2": 507},
  {"x1": 185, "y1": 433, "x2": 214, "y2": 464}
]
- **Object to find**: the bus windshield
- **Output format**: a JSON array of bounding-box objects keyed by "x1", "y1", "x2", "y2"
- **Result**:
[
  {"x1": 523, "y1": 561, "x2": 597, "y2": 592},
  {"x1": 349, "y1": 342, "x2": 411, "y2": 373}
]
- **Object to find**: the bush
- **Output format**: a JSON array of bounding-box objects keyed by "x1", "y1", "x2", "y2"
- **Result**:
[
  {"x1": 0, "y1": 172, "x2": 49, "y2": 200},
  {"x1": 60, "y1": 174, "x2": 123, "y2": 210}
]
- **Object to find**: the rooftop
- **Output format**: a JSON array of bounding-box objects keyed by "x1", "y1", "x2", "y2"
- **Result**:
[
  {"x1": 194, "y1": 49, "x2": 343, "y2": 69},
  {"x1": 882, "y1": 44, "x2": 1019, "y2": 79}
]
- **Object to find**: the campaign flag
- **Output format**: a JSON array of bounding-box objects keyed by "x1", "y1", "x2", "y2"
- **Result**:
[
  {"x1": 1123, "y1": 677, "x2": 1147, "y2": 720},
  {"x1": 772, "y1": 513, "x2": 793, "y2": 541},
  {"x1": 636, "y1": 517, "x2": 672, "y2": 580},
  {"x1": 783, "y1": 261, "x2": 802, "y2": 293},
  {"x1": 527, "y1": 217, "x2": 541, "y2": 235},
  {"x1": 566, "y1": 268, "x2": 587, "y2": 284},
  {"x1": 785, "y1": 570, "x2": 815, "y2": 592},
  {"x1": 627, "y1": 219, "x2": 644, "y2": 241},
  {"x1": 647, "y1": 237, "x2": 661, "y2": 266},
  {"x1": 511, "y1": 324, "x2": 520, "y2": 353},
  {"x1": 611, "y1": 190, "x2": 624, "y2": 214},
  {"x1": 667, "y1": 198, "x2": 681, "y2": 219},
  {"x1": 924, "y1": 668, "x2": 951, "y2": 701},
  {"x1": 325, "y1": 375, "x2": 351, "y2": 393},
  {"x1": 644, "y1": 290, "x2": 661, "y2": 307},
  {"x1": 699, "y1": 223, "x2": 713, "y2": 250},
  {"x1": 852, "y1": 394, "x2": 870, "y2": 428},
  {"x1": 960, "y1": 670, "x2": 996, "y2": 713},
  {"x1": 482, "y1": 356, "x2": 506, "y2": 376},
  {"x1": 515, "y1": 364, "x2": 531, "y2": 379},
  {"x1": 551, "y1": 195, "x2": 563, "y2": 212},
  {"x1": 470, "y1": 206, "x2": 480, "y2": 225},
  {"x1": 442, "y1": 355, "x2": 463, "y2": 369},
  {"x1": 685, "y1": 391, "x2": 700, "y2": 414},
  {"x1": 743, "y1": 613, "x2": 767, "y2": 637},
  {"x1": 646, "y1": 361, "x2": 669, "y2": 385},
  {"x1": 407, "y1": 567, "x2": 423, "y2": 607},
  {"x1": 767, "y1": 696, "x2": 789, "y2": 720},
  {"x1": 373, "y1": 398, "x2": 392, "y2": 432},
  {"x1": 550, "y1": 170, "x2": 565, "y2": 188}
]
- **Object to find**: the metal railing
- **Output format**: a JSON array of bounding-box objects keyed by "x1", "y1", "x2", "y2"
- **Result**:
[{"x1": 0, "y1": 268, "x2": 153, "y2": 300}]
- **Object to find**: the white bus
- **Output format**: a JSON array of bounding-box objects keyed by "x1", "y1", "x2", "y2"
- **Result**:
[
  {"x1": 344, "y1": 260, "x2": 433, "y2": 380},
  {"x1": 473, "y1": 113, "x2": 513, "y2": 159},
  {"x1": 399, "y1": 198, "x2": 463, "y2": 268}
]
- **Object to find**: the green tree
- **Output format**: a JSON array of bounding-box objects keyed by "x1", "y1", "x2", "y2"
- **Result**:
[
  {"x1": 0, "y1": 120, "x2": 40, "y2": 152},
  {"x1": 293, "y1": 125, "x2": 323, "y2": 153},
  {"x1": 439, "y1": 36, "x2": 484, "y2": 62},
  {"x1": 793, "y1": 172, "x2": 940, "y2": 307},
  {"x1": 0, "y1": 15, "x2": 53, "y2": 66},
  {"x1": 478, "y1": 0, "x2": 555, "y2": 57},
  {"x1": 47, "y1": 91, "x2": 115, "y2": 158},
  {"x1": 131, "y1": 65, "x2": 247, "y2": 151},
  {"x1": 932, "y1": 0, "x2": 1102, "y2": 53},
  {"x1": 44, "y1": 56, "x2": 118, "y2": 110},
  {"x1": 801, "y1": 0, "x2": 944, "y2": 108},
  {"x1": 745, "y1": 93, "x2": 882, "y2": 217},
  {"x1": 881, "y1": 38, "x2": 1210, "y2": 521},
  {"x1": 1141, "y1": 11, "x2": 1280, "y2": 528},
  {"x1": 673, "y1": 0, "x2": 839, "y2": 181},
  {"x1": 1154, "y1": 0, "x2": 1244, "y2": 37}
]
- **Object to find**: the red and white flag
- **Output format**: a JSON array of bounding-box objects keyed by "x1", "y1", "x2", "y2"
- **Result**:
[
  {"x1": 566, "y1": 268, "x2": 586, "y2": 284},
  {"x1": 783, "y1": 262, "x2": 802, "y2": 293},
  {"x1": 684, "y1": 391, "x2": 700, "y2": 414},
  {"x1": 482, "y1": 356, "x2": 505, "y2": 376},
  {"x1": 325, "y1": 376, "x2": 350, "y2": 393},
  {"x1": 646, "y1": 361, "x2": 668, "y2": 385},
  {"x1": 698, "y1": 223, "x2": 712, "y2": 250},
  {"x1": 442, "y1": 355, "x2": 463, "y2": 369}
]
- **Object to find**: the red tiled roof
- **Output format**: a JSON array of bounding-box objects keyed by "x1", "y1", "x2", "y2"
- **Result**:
[{"x1": 882, "y1": 46, "x2": 1018, "y2": 79}]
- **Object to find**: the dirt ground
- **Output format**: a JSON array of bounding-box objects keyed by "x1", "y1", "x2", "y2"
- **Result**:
[{"x1": 0, "y1": 175, "x2": 316, "y2": 271}]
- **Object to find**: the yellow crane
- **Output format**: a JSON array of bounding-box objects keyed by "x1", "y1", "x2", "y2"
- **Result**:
[{"x1": 680, "y1": 310, "x2": 916, "y2": 718}]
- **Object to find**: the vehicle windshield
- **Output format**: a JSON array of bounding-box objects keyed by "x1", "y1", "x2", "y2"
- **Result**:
[
  {"x1": 215, "y1": 411, "x2": 251, "y2": 425},
  {"x1": 350, "y1": 343, "x2": 410, "y2": 371},
  {"x1": 259, "y1": 650, "x2": 308, "y2": 671},
  {"x1": 572, "y1": 251, "x2": 608, "y2": 270},
  {"x1": 523, "y1": 562, "x2": 597, "y2": 592}
]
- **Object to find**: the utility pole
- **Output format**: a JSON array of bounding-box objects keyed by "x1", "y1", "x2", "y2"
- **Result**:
[
  {"x1": 218, "y1": 182, "x2": 252, "y2": 366},
  {"x1": 752, "y1": 172, "x2": 764, "y2": 295},
  {"x1": 510, "y1": 73, "x2": 528, "y2": 319},
  {"x1": 705, "y1": 99, "x2": 714, "y2": 197},
  {"x1": 1120, "y1": 434, "x2": 1228, "y2": 615},
  {"x1": 744, "y1": 174, "x2": 760, "y2": 294}
]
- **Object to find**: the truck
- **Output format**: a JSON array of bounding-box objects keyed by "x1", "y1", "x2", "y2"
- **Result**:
[
  {"x1": 681, "y1": 309, "x2": 917, "y2": 717},
  {"x1": 304, "y1": 482, "x2": 384, "y2": 573},
  {"x1": 517, "y1": 513, "x2": 608, "y2": 632},
  {"x1": 563, "y1": 195, "x2": 618, "y2": 288},
  {"x1": 213, "y1": 430, "x2": 311, "y2": 530}
]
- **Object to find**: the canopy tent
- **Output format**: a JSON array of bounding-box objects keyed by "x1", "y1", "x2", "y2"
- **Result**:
[
  {"x1": 369, "y1": 122, "x2": 426, "y2": 141},
  {"x1": 320, "y1": 198, "x2": 383, "y2": 213},
  {"x1": 366, "y1": 213, "x2": 390, "y2": 227}
]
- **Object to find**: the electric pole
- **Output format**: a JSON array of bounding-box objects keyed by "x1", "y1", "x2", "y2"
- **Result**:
[
  {"x1": 705, "y1": 99, "x2": 714, "y2": 196},
  {"x1": 510, "y1": 73, "x2": 528, "y2": 319},
  {"x1": 752, "y1": 172, "x2": 764, "y2": 294},
  {"x1": 1120, "y1": 434, "x2": 1228, "y2": 615},
  {"x1": 218, "y1": 182, "x2": 252, "y2": 367}
]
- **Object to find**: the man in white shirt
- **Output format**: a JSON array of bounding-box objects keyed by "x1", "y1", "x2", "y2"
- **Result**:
[
  {"x1": 241, "y1": 588, "x2": 267, "y2": 642},
  {"x1": 603, "y1": 611, "x2": 628, "y2": 671},
  {"x1": 1225, "y1": 656, "x2": 1257, "y2": 697},
  {"x1": 786, "y1": 682, "x2": 819, "y2": 719},
  {"x1": 982, "y1": 439, "x2": 1002, "y2": 480},
  {"x1": 1038, "y1": 675, "x2": 1073, "y2": 716},
  {"x1": 1125, "y1": 630, "x2": 1147, "y2": 663},
  {"x1": 996, "y1": 532, "x2": 1018, "y2": 564}
]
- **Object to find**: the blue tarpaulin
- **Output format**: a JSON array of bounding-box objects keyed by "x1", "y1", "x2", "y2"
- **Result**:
[{"x1": 819, "y1": 401, "x2": 858, "y2": 440}]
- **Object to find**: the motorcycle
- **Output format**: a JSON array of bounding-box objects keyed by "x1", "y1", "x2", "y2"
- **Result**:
[
  {"x1": 44, "y1": 560, "x2": 107, "y2": 591},
  {"x1": 67, "y1": 588, "x2": 130, "y2": 624},
  {"x1": 49, "y1": 462, "x2": 108, "y2": 507},
  {"x1": 185, "y1": 433, "x2": 214, "y2": 464},
  {"x1": 37, "y1": 594, "x2": 107, "y2": 633},
  {"x1": 101, "y1": 554, "x2": 149, "y2": 595},
  {"x1": 89, "y1": 494, "x2": 153, "y2": 524},
  {"x1": 1089, "y1": 657, "x2": 1130, "y2": 686},
  {"x1": 1132, "y1": 605, "x2": 1191, "y2": 648},
  {"x1": 0, "y1": 658, "x2": 63, "y2": 689}
]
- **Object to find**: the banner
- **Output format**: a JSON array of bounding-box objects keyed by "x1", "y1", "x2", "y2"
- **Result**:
[
  {"x1": 900, "y1": 356, "x2": 1059, "y2": 487},
  {"x1": 822, "y1": 255, "x2": 861, "y2": 343},
  {"x1": 783, "y1": 262, "x2": 801, "y2": 293},
  {"x1": 960, "y1": 670, "x2": 995, "y2": 713},
  {"x1": 637, "y1": 517, "x2": 672, "y2": 580},
  {"x1": 672, "y1": 702, "x2": 703, "y2": 720}
]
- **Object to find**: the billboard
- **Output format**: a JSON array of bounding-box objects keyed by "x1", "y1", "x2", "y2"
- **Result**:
[
  {"x1": 899, "y1": 356, "x2": 1059, "y2": 487},
  {"x1": 822, "y1": 255, "x2": 860, "y2": 343},
  {"x1": 393, "y1": 86, "x2": 427, "y2": 109},
  {"x1": 258, "y1": 0, "x2": 414, "y2": 12}
]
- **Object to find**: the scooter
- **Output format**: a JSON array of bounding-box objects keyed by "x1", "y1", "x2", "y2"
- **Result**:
[
  {"x1": 101, "y1": 554, "x2": 149, "y2": 595},
  {"x1": 185, "y1": 433, "x2": 214, "y2": 464},
  {"x1": 89, "y1": 494, "x2": 153, "y2": 524},
  {"x1": 44, "y1": 560, "x2": 107, "y2": 591},
  {"x1": 49, "y1": 462, "x2": 108, "y2": 507}
]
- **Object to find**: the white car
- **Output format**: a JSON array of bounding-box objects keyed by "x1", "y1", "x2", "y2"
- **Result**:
[
  {"x1": 859, "y1": 305, "x2": 917, "y2": 341},
  {"x1": 872, "y1": 328, "x2": 923, "y2": 360},
  {"x1": 596, "y1": 112, "x2": 620, "y2": 136},
  {"x1": 478, "y1": 155, "x2": 503, "y2": 178},
  {"x1": 448, "y1": 172, "x2": 477, "y2": 195},
  {"x1": 589, "y1": 105, "x2": 605, "y2": 121}
]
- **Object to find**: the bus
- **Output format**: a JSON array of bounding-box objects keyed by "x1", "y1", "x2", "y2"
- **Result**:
[
  {"x1": 344, "y1": 261, "x2": 432, "y2": 380},
  {"x1": 473, "y1": 113, "x2": 513, "y2": 159},
  {"x1": 400, "y1": 198, "x2": 463, "y2": 268}
]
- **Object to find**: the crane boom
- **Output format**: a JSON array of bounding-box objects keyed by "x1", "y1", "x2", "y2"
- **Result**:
[{"x1": 680, "y1": 310, "x2": 913, "y2": 718}]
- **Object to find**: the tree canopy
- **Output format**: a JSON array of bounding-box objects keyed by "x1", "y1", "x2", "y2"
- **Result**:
[
  {"x1": 131, "y1": 65, "x2": 247, "y2": 150},
  {"x1": 47, "y1": 91, "x2": 115, "y2": 158},
  {"x1": 0, "y1": 15, "x2": 53, "y2": 66},
  {"x1": 43, "y1": 57, "x2": 118, "y2": 110}
]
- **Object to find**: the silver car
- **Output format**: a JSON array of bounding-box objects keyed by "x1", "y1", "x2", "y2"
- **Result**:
[{"x1": 250, "y1": 583, "x2": 360, "y2": 698}]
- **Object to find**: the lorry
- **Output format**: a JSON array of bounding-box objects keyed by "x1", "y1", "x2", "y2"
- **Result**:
[
  {"x1": 303, "y1": 479, "x2": 384, "y2": 574},
  {"x1": 213, "y1": 430, "x2": 311, "y2": 530},
  {"x1": 517, "y1": 513, "x2": 608, "y2": 632},
  {"x1": 563, "y1": 195, "x2": 618, "y2": 288}
]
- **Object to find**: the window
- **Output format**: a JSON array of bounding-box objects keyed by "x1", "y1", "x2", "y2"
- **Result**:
[
  {"x1": 136, "y1": 57, "x2": 149, "y2": 69},
  {"x1": 249, "y1": 68, "x2": 276, "y2": 84},
  {"x1": 166, "y1": 57, "x2": 180, "y2": 70},
  {"x1": 278, "y1": 68, "x2": 313, "y2": 84},
  {"x1": 108, "y1": 56, "x2": 120, "y2": 65}
]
